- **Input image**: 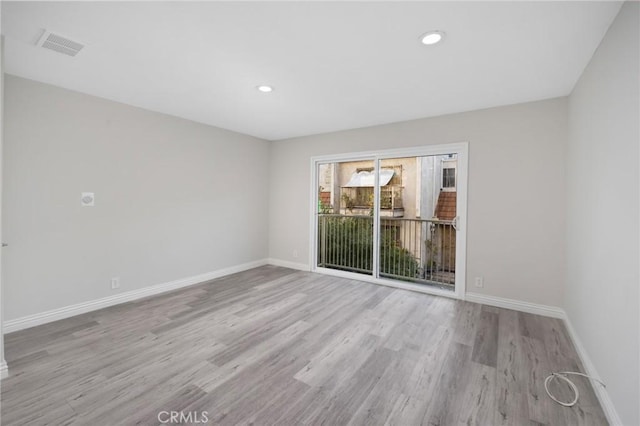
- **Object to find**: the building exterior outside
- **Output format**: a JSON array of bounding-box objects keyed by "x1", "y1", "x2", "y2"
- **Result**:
[{"x1": 317, "y1": 154, "x2": 458, "y2": 286}]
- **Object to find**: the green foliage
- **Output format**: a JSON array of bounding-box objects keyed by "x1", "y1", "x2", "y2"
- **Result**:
[
  {"x1": 341, "y1": 193, "x2": 355, "y2": 210},
  {"x1": 320, "y1": 216, "x2": 372, "y2": 272},
  {"x1": 318, "y1": 200, "x2": 333, "y2": 214},
  {"x1": 379, "y1": 232, "x2": 420, "y2": 278},
  {"x1": 318, "y1": 216, "x2": 419, "y2": 278}
]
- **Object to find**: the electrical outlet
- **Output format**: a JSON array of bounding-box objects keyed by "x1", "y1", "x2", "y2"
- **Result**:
[
  {"x1": 111, "y1": 277, "x2": 120, "y2": 289},
  {"x1": 292, "y1": 249, "x2": 299, "y2": 259},
  {"x1": 474, "y1": 277, "x2": 484, "y2": 288}
]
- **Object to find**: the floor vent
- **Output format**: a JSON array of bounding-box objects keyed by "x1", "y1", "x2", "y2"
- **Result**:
[{"x1": 37, "y1": 31, "x2": 84, "y2": 57}]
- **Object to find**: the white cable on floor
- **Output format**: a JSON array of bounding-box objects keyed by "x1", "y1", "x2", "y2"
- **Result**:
[{"x1": 544, "y1": 372, "x2": 606, "y2": 407}]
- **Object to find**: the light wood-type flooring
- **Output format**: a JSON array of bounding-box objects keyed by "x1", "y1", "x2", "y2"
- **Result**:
[{"x1": 1, "y1": 266, "x2": 607, "y2": 425}]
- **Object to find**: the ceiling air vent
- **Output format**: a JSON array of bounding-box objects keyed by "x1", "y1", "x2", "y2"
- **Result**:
[{"x1": 37, "y1": 31, "x2": 84, "y2": 57}]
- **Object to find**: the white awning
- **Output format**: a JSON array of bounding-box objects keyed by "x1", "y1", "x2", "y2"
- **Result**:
[{"x1": 343, "y1": 169, "x2": 394, "y2": 187}]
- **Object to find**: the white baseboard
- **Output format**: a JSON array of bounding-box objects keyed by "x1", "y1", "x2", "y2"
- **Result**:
[
  {"x1": 267, "y1": 258, "x2": 310, "y2": 271},
  {"x1": 561, "y1": 313, "x2": 623, "y2": 426},
  {"x1": 3, "y1": 258, "x2": 269, "y2": 334},
  {"x1": 465, "y1": 292, "x2": 565, "y2": 318},
  {"x1": 0, "y1": 361, "x2": 8, "y2": 379}
]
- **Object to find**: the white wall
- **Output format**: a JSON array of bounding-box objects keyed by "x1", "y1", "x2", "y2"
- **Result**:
[
  {"x1": 566, "y1": 2, "x2": 639, "y2": 425},
  {"x1": 269, "y1": 97, "x2": 568, "y2": 307},
  {"x1": 2, "y1": 75, "x2": 270, "y2": 321},
  {"x1": 0, "y1": 34, "x2": 7, "y2": 373}
]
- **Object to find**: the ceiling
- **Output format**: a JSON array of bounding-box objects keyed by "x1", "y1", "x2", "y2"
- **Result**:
[{"x1": 2, "y1": 1, "x2": 622, "y2": 140}]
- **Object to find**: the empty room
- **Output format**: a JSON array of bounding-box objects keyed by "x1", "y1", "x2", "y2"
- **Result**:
[{"x1": 0, "y1": 1, "x2": 638, "y2": 425}]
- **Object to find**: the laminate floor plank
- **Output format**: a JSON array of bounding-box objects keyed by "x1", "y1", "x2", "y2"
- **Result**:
[
  {"x1": 521, "y1": 335, "x2": 570, "y2": 425},
  {"x1": 471, "y1": 310, "x2": 499, "y2": 368},
  {"x1": 204, "y1": 353, "x2": 312, "y2": 425},
  {"x1": 422, "y1": 342, "x2": 473, "y2": 426},
  {"x1": 1, "y1": 266, "x2": 608, "y2": 425},
  {"x1": 401, "y1": 325, "x2": 452, "y2": 399},
  {"x1": 385, "y1": 393, "x2": 425, "y2": 426},
  {"x1": 495, "y1": 309, "x2": 531, "y2": 426},
  {"x1": 455, "y1": 362, "x2": 496, "y2": 426},
  {"x1": 347, "y1": 344, "x2": 424, "y2": 426},
  {"x1": 301, "y1": 346, "x2": 397, "y2": 426},
  {"x1": 126, "y1": 384, "x2": 209, "y2": 426},
  {"x1": 451, "y1": 301, "x2": 481, "y2": 346}
]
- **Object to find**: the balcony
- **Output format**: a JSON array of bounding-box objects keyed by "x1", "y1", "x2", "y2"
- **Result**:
[{"x1": 317, "y1": 214, "x2": 456, "y2": 288}]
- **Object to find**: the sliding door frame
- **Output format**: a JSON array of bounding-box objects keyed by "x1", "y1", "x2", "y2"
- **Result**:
[{"x1": 309, "y1": 142, "x2": 468, "y2": 300}]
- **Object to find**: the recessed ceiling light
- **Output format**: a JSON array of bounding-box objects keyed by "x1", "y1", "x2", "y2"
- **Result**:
[
  {"x1": 420, "y1": 31, "x2": 445, "y2": 46},
  {"x1": 257, "y1": 85, "x2": 273, "y2": 93}
]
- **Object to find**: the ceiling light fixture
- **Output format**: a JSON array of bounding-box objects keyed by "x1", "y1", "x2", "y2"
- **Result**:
[
  {"x1": 257, "y1": 85, "x2": 273, "y2": 93},
  {"x1": 420, "y1": 31, "x2": 445, "y2": 46}
]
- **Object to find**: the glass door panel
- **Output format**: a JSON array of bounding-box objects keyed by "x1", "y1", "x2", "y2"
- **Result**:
[
  {"x1": 377, "y1": 155, "x2": 457, "y2": 291},
  {"x1": 316, "y1": 160, "x2": 375, "y2": 276}
]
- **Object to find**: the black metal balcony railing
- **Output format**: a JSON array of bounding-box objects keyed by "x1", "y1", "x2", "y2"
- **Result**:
[{"x1": 317, "y1": 214, "x2": 455, "y2": 288}]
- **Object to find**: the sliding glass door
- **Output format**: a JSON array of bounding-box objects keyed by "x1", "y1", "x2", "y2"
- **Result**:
[
  {"x1": 316, "y1": 160, "x2": 374, "y2": 276},
  {"x1": 312, "y1": 144, "x2": 467, "y2": 298},
  {"x1": 377, "y1": 155, "x2": 458, "y2": 291}
]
